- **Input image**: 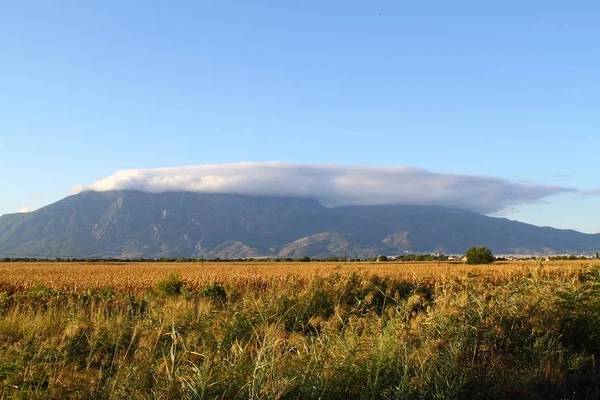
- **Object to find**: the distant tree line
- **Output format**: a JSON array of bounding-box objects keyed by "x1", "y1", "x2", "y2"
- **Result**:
[
  {"x1": 2, "y1": 251, "x2": 599, "y2": 263},
  {"x1": 547, "y1": 255, "x2": 596, "y2": 261},
  {"x1": 1, "y1": 254, "x2": 445, "y2": 263}
]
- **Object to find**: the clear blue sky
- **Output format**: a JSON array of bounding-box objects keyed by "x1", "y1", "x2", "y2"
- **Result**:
[{"x1": 1, "y1": 1, "x2": 599, "y2": 232}]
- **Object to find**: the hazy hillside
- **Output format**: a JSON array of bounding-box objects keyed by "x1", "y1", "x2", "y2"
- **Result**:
[
  {"x1": 0, "y1": 190, "x2": 598, "y2": 258},
  {"x1": 335, "y1": 205, "x2": 600, "y2": 255}
]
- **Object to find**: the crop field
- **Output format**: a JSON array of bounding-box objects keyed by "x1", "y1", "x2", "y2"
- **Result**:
[
  {"x1": 0, "y1": 260, "x2": 596, "y2": 293},
  {"x1": 1, "y1": 260, "x2": 600, "y2": 399}
]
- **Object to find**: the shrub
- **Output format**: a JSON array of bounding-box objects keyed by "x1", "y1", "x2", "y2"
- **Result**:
[
  {"x1": 156, "y1": 273, "x2": 185, "y2": 297},
  {"x1": 202, "y1": 282, "x2": 227, "y2": 303}
]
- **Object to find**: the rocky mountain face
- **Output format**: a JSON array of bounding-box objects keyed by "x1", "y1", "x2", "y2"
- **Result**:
[{"x1": 0, "y1": 190, "x2": 598, "y2": 258}]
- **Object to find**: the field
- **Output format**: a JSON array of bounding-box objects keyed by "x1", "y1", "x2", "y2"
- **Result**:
[
  {"x1": 1, "y1": 260, "x2": 600, "y2": 399},
  {"x1": 1, "y1": 260, "x2": 595, "y2": 293}
]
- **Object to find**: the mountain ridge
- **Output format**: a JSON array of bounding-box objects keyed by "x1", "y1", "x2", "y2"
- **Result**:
[{"x1": 1, "y1": 190, "x2": 598, "y2": 258}]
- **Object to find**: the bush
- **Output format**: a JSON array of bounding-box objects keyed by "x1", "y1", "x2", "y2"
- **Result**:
[
  {"x1": 202, "y1": 282, "x2": 227, "y2": 303},
  {"x1": 465, "y1": 246, "x2": 494, "y2": 265},
  {"x1": 155, "y1": 273, "x2": 185, "y2": 297}
]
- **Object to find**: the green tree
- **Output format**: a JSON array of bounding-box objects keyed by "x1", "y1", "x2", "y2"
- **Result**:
[{"x1": 465, "y1": 246, "x2": 495, "y2": 265}]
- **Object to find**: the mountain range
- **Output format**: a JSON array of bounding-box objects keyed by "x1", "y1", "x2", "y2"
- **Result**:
[{"x1": 0, "y1": 190, "x2": 598, "y2": 258}]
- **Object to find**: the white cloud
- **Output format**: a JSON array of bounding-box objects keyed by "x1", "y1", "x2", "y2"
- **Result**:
[
  {"x1": 18, "y1": 206, "x2": 36, "y2": 213},
  {"x1": 69, "y1": 185, "x2": 85, "y2": 195},
  {"x1": 80, "y1": 162, "x2": 576, "y2": 214}
]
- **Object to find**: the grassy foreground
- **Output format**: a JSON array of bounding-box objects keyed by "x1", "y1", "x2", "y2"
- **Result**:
[{"x1": 1, "y1": 261, "x2": 600, "y2": 399}]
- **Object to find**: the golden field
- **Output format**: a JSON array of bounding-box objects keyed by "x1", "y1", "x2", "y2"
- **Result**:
[
  {"x1": 2, "y1": 259, "x2": 600, "y2": 398},
  {"x1": 0, "y1": 259, "x2": 596, "y2": 293}
]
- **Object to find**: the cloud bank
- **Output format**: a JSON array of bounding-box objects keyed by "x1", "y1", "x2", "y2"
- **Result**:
[{"x1": 74, "y1": 162, "x2": 575, "y2": 214}]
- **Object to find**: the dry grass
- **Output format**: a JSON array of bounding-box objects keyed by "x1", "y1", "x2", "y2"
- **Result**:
[
  {"x1": 0, "y1": 260, "x2": 596, "y2": 293},
  {"x1": 2, "y1": 260, "x2": 600, "y2": 398}
]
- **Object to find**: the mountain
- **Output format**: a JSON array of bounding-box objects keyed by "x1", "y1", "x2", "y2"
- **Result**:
[
  {"x1": 333, "y1": 205, "x2": 600, "y2": 256},
  {"x1": 0, "y1": 190, "x2": 598, "y2": 258}
]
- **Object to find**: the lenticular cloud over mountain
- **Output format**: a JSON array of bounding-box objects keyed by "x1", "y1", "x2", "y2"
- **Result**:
[{"x1": 75, "y1": 162, "x2": 574, "y2": 214}]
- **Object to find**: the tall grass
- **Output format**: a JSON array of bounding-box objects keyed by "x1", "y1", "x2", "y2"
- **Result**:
[{"x1": 1, "y1": 264, "x2": 599, "y2": 398}]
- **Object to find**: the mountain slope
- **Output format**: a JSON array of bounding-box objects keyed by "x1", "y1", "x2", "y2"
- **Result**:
[
  {"x1": 0, "y1": 191, "x2": 385, "y2": 258},
  {"x1": 0, "y1": 191, "x2": 598, "y2": 258},
  {"x1": 335, "y1": 205, "x2": 600, "y2": 255}
]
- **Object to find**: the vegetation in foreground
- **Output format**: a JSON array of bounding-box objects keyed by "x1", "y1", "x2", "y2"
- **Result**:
[{"x1": 1, "y1": 262, "x2": 600, "y2": 399}]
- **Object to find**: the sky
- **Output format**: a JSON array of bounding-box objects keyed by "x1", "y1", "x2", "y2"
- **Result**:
[{"x1": 1, "y1": 1, "x2": 599, "y2": 232}]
